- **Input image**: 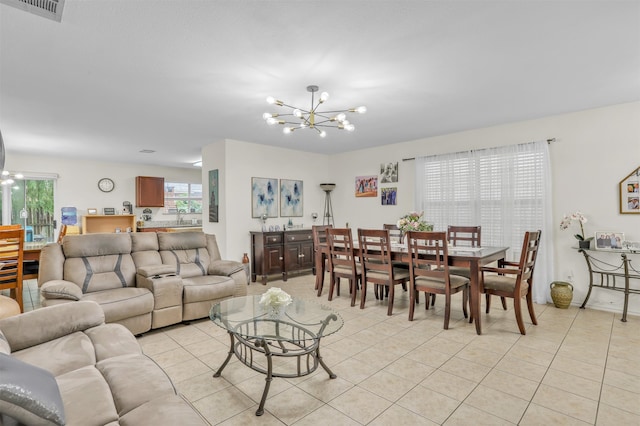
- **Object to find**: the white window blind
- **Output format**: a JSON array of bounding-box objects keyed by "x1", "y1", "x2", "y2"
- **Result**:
[{"x1": 415, "y1": 140, "x2": 554, "y2": 304}]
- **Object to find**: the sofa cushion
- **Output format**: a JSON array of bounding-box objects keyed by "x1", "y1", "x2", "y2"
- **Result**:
[
  {"x1": 0, "y1": 353, "x2": 66, "y2": 426},
  {"x1": 83, "y1": 287, "x2": 154, "y2": 323},
  {"x1": 62, "y1": 233, "x2": 132, "y2": 258},
  {"x1": 0, "y1": 330, "x2": 9, "y2": 354},
  {"x1": 64, "y1": 253, "x2": 137, "y2": 293},
  {"x1": 183, "y1": 275, "x2": 236, "y2": 303}
]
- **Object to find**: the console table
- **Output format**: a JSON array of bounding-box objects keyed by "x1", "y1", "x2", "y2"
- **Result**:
[
  {"x1": 578, "y1": 248, "x2": 640, "y2": 322},
  {"x1": 250, "y1": 230, "x2": 314, "y2": 284}
]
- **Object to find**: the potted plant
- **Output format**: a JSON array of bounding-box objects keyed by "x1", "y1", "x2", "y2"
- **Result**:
[{"x1": 560, "y1": 211, "x2": 593, "y2": 249}]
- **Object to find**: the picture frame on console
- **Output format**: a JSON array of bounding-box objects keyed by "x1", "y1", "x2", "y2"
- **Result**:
[
  {"x1": 619, "y1": 166, "x2": 639, "y2": 214},
  {"x1": 595, "y1": 232, "x2": 625, "y2": 250}
]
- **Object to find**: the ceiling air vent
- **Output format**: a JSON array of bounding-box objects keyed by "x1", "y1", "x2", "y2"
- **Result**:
[{"x1": 0, "y1": 0, "x2": 65, "y2": 22}]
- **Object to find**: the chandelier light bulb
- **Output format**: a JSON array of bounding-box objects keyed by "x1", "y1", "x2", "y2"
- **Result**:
[
  {"x1": 319, "y1": 130, "x2": 327, "y2": 138},
  {"x1": 266, "y1": 117, "x2": 278, "y2": 125},
  {"x1": 293, "y1": 109, "x2": 302, "y2": 118},
  {"x1": 354, "y1": 106, "x2": 367, "y2": 114},
  {"x1": 266, "y1": 96, "x2": 275, "y2": 104},
  {"x1": 319, "y1": 92, "x2": 329, "y2": 102},
  {"x1": 336, "y1": 113, "x2": 346, "y2": 122},
  {"x1": 345, "y1": 124, "x2": 355, "y2": 132},
  {"x1": 263, "y1": 112, "x2": 273, "y2": 120},
  {"x1": 283, "y1": 127, "x2": 293, "y2": 134},
  {"x1": 1, "y1": 170, "x2": 8, "y2": 176}
]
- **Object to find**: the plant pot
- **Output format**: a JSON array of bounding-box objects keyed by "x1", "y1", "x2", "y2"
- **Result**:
[
  {"x1": 578, "y1": 240, "x2": 591, "y2": 249},
  {"x1": 550, "y1": 281, "x2": 573, "y2": 309}
]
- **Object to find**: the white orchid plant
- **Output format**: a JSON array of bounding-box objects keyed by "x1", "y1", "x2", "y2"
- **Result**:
[
  {"x1": 560, "y1": 211, "x2": 593, "y2": 241},
  {"x1": 397, "y1": 211, "x2": 433, "y2": 233},
  {"x1": 259, "y1": 287, "x2": 293, "y2": 308}
]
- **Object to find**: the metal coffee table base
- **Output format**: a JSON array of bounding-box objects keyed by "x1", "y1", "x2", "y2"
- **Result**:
[{"x1": 213, "y1": 316, "x2": 338, "y2": 416}]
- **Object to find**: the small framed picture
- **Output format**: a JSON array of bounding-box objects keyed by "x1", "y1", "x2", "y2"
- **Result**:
[
  {"x1": 381, "y1": 187, "x2": 397, "y2": 205},
  {"x1": 103, "y1": 207, "x2": 116, "y2": 215},
  {"x1": 594, "y1": 232, "x2": 625, "y2": 250},
  {"x1": 87, "y1": 208, "x2": 98, "y2": 215},
  {"x1": 619, "y1": 166, "x2": 640, "y2": 214}
]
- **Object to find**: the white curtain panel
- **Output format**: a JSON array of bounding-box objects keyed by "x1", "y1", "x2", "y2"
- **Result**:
[{"x1": 415, "y1": 140, "x2": 554, "y2": 304}]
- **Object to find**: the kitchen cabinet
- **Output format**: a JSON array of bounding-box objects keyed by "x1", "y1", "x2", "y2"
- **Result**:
[
  {"x1": 250, "y1": 230, "x2": 314, "y2": 284},
  {"x1": 136, "y1": 176, "x2": 164, "y2": 207}
]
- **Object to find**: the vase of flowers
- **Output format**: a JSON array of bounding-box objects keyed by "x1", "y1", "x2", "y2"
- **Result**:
[
  {"x1": 397, "y1": 211, "x2": 433, "y2": 237},
  {"x1": 259, "y1": 287, "x2": 292, "y2": 319},
  {"x1": 560, "y1": 211, "x2": 593, "y2": 248}
]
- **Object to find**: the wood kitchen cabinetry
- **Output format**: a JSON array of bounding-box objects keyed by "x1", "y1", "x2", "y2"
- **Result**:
[
  {"x1": 250, "y1": 230, "x2": 314, "y2": 284},
  {"x1": 136, "y1": 176, "x2": 165, "y2": 207}
]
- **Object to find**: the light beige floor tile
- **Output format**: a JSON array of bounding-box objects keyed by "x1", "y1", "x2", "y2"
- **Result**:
[
  {"x1": 162, "y1": 357, "x2": 212, "y2": 383},
  {"x1": 455, "y1": 345, "x2": 503, "y2": 368},
  {"x1": 605, "y1": 354, "x2": 640, "y2": 377},
  {"x1": 397, "y1": 386, "x2": 460, "y2": 424},
  {"x1": 420, "y1": 369, "x2": 477, "y2": 401},
  {"x1": 149, "y1": 346, "x2": 195, "y2": 369},
  {"x1": 444, "y1": 403, "x2": 516, "y2": 426},
  {"x1": 603, "y1": 368, "x2": 640, "y2": 393},
  {"x1": 542, "y1": 368, "x2": 602, "y2": 401},
  {"x1": 332, "y1": 356, "x2": 380, "y2": 384},
  {"x1": 464, "y1": 384, "x2": 529, "y2": 423},
  {"x1": 176, "y1": 371, "x2": 232, "y2": 401},
  {"x1": 532, "y1": 384, "x2": 598, "y2": 424},
  {"x1": 439, "y1": 356, "x2": 491, "y2": 383},
  {"x1": 192, "y1": 386, "x2": 256, "y2": 424},
  {"x1": 294, "y1": 404, "x2": 362, "y2": 426},
  {"x1": 596, "y1": 401, "x2": 640, "y2": 426},
  {"x1": 296, "y1": 372, "x2": 353, "y2": 403},
  {"x1": 495, "y1": 355, "x2": 548, "y2": 382},
  {"x1": 369, "y1": 404, "x2": 439, "y2": 426},
  {"x1": 404, "y1": 344, "x2": 453, "y2": 368},
  {"x1": 262, "y1": 385, "x2": 324, "y2": 424},
  {"x1": 234, "y1": 372, "x2": 294, "y2": 403},
  {"x1": 384, "y1": 356, "x2": 435, "y2": 384},
  {"x1": 519, "y1": 403, "x2": 592, "y2": 426},
  {"x1": 599, "y1": 383, "x2": 640, "y2": 416},
  {"x1": 480, "y1": 369, "x2": 538, "y2": 401},
  {"x1": 549, "y1": 354, "x2": 605, "y2": 382},
  {"x1": 506, "y1": 343, "x2": 555, "y2": 368},
  {"x1": 359, "y1": 370, "x2": 417, "y2": 402},
  {"x1": 217, "y1": 407, "x2": 282, "y2": 426},
  {"x1": 426, "y1": 335, "x2": 466, "y2": 355},
  {"x1": 183, "y1": 336, "x2": 227, "y2": 357},
  {"x1": 328, "y1": 386, "x2": 393, "y2": 424}
]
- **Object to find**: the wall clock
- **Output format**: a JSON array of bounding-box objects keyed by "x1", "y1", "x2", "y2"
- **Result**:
[{"x1": 98, "y1": 177, "x2": 115, "y2": 193}]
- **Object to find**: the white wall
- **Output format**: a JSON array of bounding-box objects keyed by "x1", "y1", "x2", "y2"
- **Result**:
[
  {"x1": 328, "y1": 102, "x2": 640, "y2": 314},
  {"x1": 201, "y1": 139, "x2": 330, "y2": 263},
  {"x1": 4, "y1": 154, "x2": 201, "y2": 240}
]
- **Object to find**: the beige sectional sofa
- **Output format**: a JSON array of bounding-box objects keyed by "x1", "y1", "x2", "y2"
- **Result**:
[
  {"x1": 38, "y1": 231, "x2": 247, "y2": 335},
  {"x1": 0, "y1": 301, "x2": 208, "y2": 425}
]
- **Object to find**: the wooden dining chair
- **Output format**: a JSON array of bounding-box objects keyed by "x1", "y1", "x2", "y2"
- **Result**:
[
  {"x1": 325, "y1": 227, "x2": 361, "y2": 306},
  {"x1": 406, "y1": 231, "x2": 469, "y2": 328},
  {"x1": 0, "y1": 228, "x2": 25, "y2": 313},
  {"x1": 479, "y1": 230, "x2": 541, "y2": 335},
  {"x1": 383, "y1": 223, "x2": 403, "y2": 244},
  {"x1": 441, "y1": 225, "x2": 485, "y2": 306},
  {"x1": 312, "y1": 224, "x2": 332, "y2": 293},
  {"x1": 357, "y1": 229, "x2": 410, "y2": 316}
]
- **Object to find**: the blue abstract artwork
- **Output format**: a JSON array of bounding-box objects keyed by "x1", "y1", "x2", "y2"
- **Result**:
[
  {"x1": 252, "y1": 177, "x2": 278, "y2": 218},
  {"x1": 280, "y1": 179, "x2": 303, "y2": 217}
]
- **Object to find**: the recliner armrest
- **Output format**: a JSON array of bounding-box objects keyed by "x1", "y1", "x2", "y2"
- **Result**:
[
  {"x1": 136, "y1": 264, "x2": 177, "y2": 278},
  {"x1": 208, "y1": 260, "x2": 244, "y2": 276},
  {"x1": 40, "y1": 280, "x2": 84, "y2": 301}
]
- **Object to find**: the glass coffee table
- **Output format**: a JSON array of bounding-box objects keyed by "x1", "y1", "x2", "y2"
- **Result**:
[{"x1": 209, "y1": 295, "x2": 344, "y2": 416}]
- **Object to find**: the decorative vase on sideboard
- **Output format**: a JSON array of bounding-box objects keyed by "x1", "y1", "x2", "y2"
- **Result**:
[{"x1": 550, "y1": 281, "x2": 574, "y2": 309}]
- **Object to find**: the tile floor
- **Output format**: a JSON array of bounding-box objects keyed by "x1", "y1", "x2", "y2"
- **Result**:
[{"x1": 14, "y1": 277, "x2": 640, "y2": 425}]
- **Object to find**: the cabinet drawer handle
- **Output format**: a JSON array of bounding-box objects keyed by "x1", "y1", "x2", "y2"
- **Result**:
[
  {"x1": 299, "y1": 254, "x2": 304, "y2": 258},
  {"x1": 279, "y1": 257, "x2": 283, "y2": 260}
]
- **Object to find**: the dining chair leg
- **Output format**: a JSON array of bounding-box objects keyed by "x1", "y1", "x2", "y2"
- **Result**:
[
  {"x1": 462, "y1": 288, "x2": 469, "y2": 319},
  {"x1": 409, "y1": 289, "x2": 417, "y2": 321},
  {"x1": 387, "y1": 285, "x2": 395, "y2": 316},
  {"x1": 485, "y1": 294, "x2": 492, "y2": 314},
  {"x1": 526, "y1": 288, "x2": 538, "y2": 325},
  {"x1": 328, "y1": 276, "x2": 336, "y2": 301},
  {"x1": 350, "y1": 279, "x2": 358, "y2": 307},
  {"x1": 500, "y1": 297, "x2": 507, "y2": 310},
  {"x1": 444, "y1": 293, "x2": 452, "y2": 329},
  {"x1": 514, "y1": 296, "x2": 526, "y2": 335},
  {"x1": 430, "y1": 294, "x2": 436, "y2": 306},
  {"x1": 360, "y1": 282, "x2": 368, "y2": 309}
]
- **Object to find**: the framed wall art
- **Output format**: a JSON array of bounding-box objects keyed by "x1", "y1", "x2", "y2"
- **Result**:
[
  {"x1": 355, "y1": 175, "x2": 378, "y2": 197},
  {"x1": 619, "y1": 166, "x2": 640, "y2": 214},
  {"x1": 381, "y1": 187, "x2": 397, "y2": 205},
  {"x1": 208, "y1": 169, "x2": 219, "y2": 223},
  {"x1": 380, "y1": 162, "x2": 398, "y2": 183},
  {"x1": 251, "y1": 177, "x2": 278, "y2": 218},
  {"x1": 595, "y1": 232, "x2": 625, "y2": 250},
  {"x1": 280, "y1": 179, "x2": 303, "y2": 217}
]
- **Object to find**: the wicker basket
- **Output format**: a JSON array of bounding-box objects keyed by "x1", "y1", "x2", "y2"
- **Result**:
[{"x1": 550, "y1": 281, "x2": 573, "y2": 309}]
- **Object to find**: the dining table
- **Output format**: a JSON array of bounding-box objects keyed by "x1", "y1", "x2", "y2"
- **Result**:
[{"x1": 315, "y1": 241, "x2": 508, "y2": 335}]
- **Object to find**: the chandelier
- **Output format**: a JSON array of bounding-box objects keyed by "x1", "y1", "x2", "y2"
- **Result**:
[{"x1": 263, "y1": 85, "x2": 366, "y2": 138}]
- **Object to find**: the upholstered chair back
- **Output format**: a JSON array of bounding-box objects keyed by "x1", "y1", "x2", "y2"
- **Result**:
[
  {"x1": 130, "y1": 232, "x2": 162, "y2": 268},
  {"x1": 59, "y1": 233, "x2": 136, "y2": 293},
  {"x1": 157, "y1": 232, "x2": 221, "y2": 278}
]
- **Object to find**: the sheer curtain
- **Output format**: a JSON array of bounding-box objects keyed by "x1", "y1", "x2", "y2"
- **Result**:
[{"x1": 415, "y1": 141, "x2": 554, "y2": 304}]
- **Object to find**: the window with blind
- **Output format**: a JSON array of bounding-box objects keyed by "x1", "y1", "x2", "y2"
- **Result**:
[{"x1": 417, "y1": 142, "x2": 548, "y2": 261}]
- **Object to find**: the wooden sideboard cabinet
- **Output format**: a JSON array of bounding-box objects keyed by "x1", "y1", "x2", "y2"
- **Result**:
[
  {"x1": 250, "y1": 230, "x2": 314, "y2": 284},
  {"x1": 82, "y1": 215, "x2": 136, "y2": 234}
]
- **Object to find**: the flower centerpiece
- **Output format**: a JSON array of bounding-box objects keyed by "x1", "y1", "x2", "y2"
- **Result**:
[
  {"x1": 560, "y1": 211, "x2": 593, "y2": 248},
  {"x1": 397, "y1": 211, "x2": 433, "y2": 234},
  {"x1": 259, "y1": 287, "x2": 292, "y2": 319}
]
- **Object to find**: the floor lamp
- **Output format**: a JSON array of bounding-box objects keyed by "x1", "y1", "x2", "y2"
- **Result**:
[{"x1": 320, "y1": 183, "x2": 335, "y2": 227}]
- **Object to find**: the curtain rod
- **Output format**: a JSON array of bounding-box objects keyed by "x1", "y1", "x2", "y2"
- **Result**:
[{"x1": 401, "y1": 138, "x2": 557, "y2": 161}]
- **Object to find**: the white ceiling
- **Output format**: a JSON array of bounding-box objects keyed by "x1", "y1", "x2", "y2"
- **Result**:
[{"x1": 1, "y1": 1, "x2": 639, "y2": 168}]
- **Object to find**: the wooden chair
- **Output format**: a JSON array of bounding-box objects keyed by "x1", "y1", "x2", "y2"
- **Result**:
[
  {"x1": 357, "y1": 229, "x2": 410, "y2": 316},
  {"x1": 406, "y1": 231, "x2": 469, "y2": 328},
  {"x1": 0, "y1": 228, "x2": 25, "y2": 313},
  {"x1": 479, "y1": 230, "x2": 541, "y2": 335},
  {"x1": 383, "y1": 223, "x2": 403, "y2": 244},
  {"x1": 312, "y1": 224, "x2": 332, "y2": 294},
  {"x1": 325, "y1": 227, "x2": 361, "y2": 306},
  {"x1": 442, "y1": 225, "x2": 484, "y2": 306}
]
